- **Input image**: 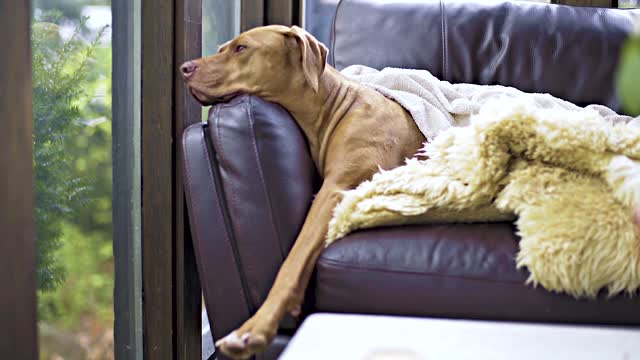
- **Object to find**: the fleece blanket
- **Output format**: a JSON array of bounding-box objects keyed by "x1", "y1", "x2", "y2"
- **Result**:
[
  {"x1": 329, "y1": 66, "x2": 640, "y2": 298},
  {"x1": 341, "y1": 65, "x2": 637, "y2": 140}
]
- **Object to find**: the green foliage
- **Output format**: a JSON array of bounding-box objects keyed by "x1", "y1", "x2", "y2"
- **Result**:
[
  {"x1": 33, "y1": 6, "x2": 114, "y2": 356},
  {"x1": 38, "y1": 221, "x2": 114, "y2": 329},
  {"x1": 67, "y1": 45, "x2": 113, "y2": 239},
  {"x1": 616, "y1": 24, "x2": 640, "y2": 116},
  {"x1": 32, "y1": 14, "x2": 107, "y2": 292}
]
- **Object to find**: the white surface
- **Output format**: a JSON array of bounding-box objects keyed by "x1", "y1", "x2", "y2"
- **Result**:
[
  {"x1": 202, "y1": 310, "x2": 215, "y2": 360},
  {"x1": 279, "y1": 313, "x2": 640, "y2": 360}
]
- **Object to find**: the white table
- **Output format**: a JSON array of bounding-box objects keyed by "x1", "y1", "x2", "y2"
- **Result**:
[{"x1": 279, "y1": 313, "x2": 640, "y2": 360}]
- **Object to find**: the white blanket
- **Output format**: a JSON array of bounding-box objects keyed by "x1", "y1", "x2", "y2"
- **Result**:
[{"x1": 341, "y1": 65, "x2": 639, "y2": 140}]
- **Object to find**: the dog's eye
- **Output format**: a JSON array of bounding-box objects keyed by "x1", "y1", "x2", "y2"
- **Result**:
[{"x1": 234, "y1": 45, "x2": 247, "y2": 53}]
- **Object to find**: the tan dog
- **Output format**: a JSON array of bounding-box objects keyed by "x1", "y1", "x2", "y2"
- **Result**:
[{"x1": 182, "y1": 25, "x2": 424, "y2": 359}]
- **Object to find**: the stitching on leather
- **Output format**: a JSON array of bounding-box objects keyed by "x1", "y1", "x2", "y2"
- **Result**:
[
  {"x1": 317, "y1": 258, "x2": 525, "y2": 285},
  {"x1": 214, "y1": 105, "x2": 239, "y2": 246},
  {"x1": 331, "y1": 0, "x2": 346, "y2": 68},
  {"x1": 183, "y1": 125, "x2": 252, "y2": 321},
  {"x1": 182, "y1": 127, "x2": 215, "y2": 317},
  {"x1": 212, "y1": 105, "x2": 256, "y2": 313},
  {"x1": 440, "y1": 0, "x2": 448, "y2": 79},
  {"x1": 246, "y1": 96, "x2": 286, "y2": 261},
  {"x1": 218, "y1": 97, "x2": 248, "y2": 110}
]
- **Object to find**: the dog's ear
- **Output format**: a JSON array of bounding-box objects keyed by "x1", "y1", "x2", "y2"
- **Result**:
[{"x1": 288, "y1": 26, "x2": 328, "y2": 92}]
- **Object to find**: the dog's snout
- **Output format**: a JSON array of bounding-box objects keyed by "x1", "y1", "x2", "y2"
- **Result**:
[{"x1": 181, "y1": 61, "x2": 198, "y2": 79}]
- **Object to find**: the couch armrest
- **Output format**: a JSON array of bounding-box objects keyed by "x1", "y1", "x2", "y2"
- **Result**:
[{"x1": 182, "y1": 95, "x2": 318, "y2": 342}]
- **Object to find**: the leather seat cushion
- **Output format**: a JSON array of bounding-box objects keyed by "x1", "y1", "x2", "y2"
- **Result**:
[{"x1": 314, "y1": 223, "x2": 640, "y2": 325}]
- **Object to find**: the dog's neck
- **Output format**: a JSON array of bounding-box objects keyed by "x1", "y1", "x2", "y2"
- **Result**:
[{"x1": 270, "y1": 66, "x2": 359, "y2": 175}]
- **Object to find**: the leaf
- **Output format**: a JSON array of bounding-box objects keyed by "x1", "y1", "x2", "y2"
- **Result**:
[{"x1": 616, "y1": 37, "x2": 640, "y2": 116}]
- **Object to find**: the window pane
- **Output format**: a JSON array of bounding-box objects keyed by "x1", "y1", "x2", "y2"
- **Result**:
[
  {"x1": 203, "y1": 0, "x2": 241, "y2": 56},
  {"x1": 201, "y1": 0, "x2": 241, "y2": 121},
  {"x1": 32, "y1": 1, "x2": 114, "y2": 359},
  {"x1": 620, "y1": 0, "x2": 640, "y2": 8}
]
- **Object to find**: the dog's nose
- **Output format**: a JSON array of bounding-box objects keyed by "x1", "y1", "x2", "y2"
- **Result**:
[{"x1": 181, "y1": 61, "x2": 198, "y2": 79}]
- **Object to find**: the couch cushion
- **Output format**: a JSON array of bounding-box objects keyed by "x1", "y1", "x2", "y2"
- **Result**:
[
  {"x1": 315, "y1": 223, "x2": 640, "y2": 324},
  {"x1": 205, "y1": 95, "x2": 318, "y2": 315},
  {"x1": 331, "y1": 0, "x2": 640, "y2": 113}
]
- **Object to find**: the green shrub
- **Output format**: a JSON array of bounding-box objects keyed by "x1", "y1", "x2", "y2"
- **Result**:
[
  {"x1": 32, "y1": 12, "x2": 106, "y2": 293},
  {"x1": 38, "y1": 221, "x2": 114, "y2": 329}
]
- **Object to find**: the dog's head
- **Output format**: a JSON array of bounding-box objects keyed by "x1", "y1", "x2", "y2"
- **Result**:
[{"x1": 181, "y1": 25, "x2": 328, "y2": 106}]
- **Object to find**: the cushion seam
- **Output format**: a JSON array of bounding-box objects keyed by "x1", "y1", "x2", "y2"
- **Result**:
[
  {"x1": 331, "y1": 0, "x2": 346, "y2": 69},
  {"x1": 317, "y1": 258, "x2": 526, "y2": 285},
  {"x1": 183, "y1": 124, "x2": 253, "y2": 318},
  {"x1": 182, "y1": 127, "x2": 217, "y2": 319},
  {"x1": 212, "y1": 105, "x2": 256, "y2": 312},
  {"x1": 246, "y1": 96, "x2": 286, "y2": 261},
  {"x1": 440, "y1": 0, "x2": 448, "y2": 79}
]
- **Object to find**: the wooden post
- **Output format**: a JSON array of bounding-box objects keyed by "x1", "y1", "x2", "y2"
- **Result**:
[
  {"x1": 175, "y1": 0, "x2": 203, "y2": 359},
  {"x1": 140, "y1": 0, "x2": 203, "y2": 358},
  {"x1": 242, "y1": 0, "x2": 302, "y2": 31},
  {"x1": 242, "y1": 0, "x2": 265, "y2": 31},
  {"x1": 267, "y1": 0, "x2": 297, "y2": 26},
  {"x1": 0, "y1": 1, "x2": 38, "y2": 359},
  {"x1": 141, "y1": 0, "x2": 176, "y2": 359}
]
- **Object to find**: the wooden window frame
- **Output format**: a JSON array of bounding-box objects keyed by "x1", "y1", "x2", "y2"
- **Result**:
[
  {"x1": 135, "y1": 0, "x2": 203, "y2": 359},
  {"x1": 124, "y1": 0, "x2": 306, "y2": 359},
  {"x1": 0, "y1": 1, "x2": 38, "y2": 359},
  {"x1": 137, "y1": 0, "x2": 302, "y2": 359},
  {"x1": 242, "y1": 0, "x2": 302, "y2": 30},
  {"x1": 112, "y1": 0, "x2": 143, "y2": 359}
]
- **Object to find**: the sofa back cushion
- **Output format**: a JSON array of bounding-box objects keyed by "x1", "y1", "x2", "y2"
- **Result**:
[{"x1": 330, "y1": 0, "x2": 640, "y2": 113}]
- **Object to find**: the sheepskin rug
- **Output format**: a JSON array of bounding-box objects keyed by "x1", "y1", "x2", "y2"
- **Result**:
[{"x1": 326, "y1": 99, "x2": 640, "y2": 298}]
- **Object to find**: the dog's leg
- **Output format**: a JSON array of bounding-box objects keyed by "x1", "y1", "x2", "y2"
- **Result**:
[{"x1": 216, "y1": 181, "x2": 345, "y2": 359}]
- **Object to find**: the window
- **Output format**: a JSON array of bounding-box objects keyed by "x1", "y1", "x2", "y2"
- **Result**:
[
  {"x1": 203, "y1": 0, "x2": 241, "y2": 56},
  {"x1": 31, "y1": 1, "x2": 116, "y2": 359},
  {"x1": 620, "y1": 0, "x2": 640, "y2": 7},
  {"x1": 3, "y1": 0, "x2": 203, "y2": 358},
  {"x1": 201, "y1": 0, "x2": 241, "y2": 122}
]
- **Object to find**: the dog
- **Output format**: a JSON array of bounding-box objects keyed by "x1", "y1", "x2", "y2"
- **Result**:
[
  {"x1": 181, "y1": 25, "x2": 424, "y2": 359},
  {"x1": 182, "y1": 25, "x2": 640, "y2": 359}
]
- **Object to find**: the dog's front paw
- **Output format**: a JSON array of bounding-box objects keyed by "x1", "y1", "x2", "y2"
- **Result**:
[
  {"x1": 215, "y1": 317, "x2": 275, "y2": 360},
  {"x1": 215, "y1": 331, "x2": 268, "y2": 360}
]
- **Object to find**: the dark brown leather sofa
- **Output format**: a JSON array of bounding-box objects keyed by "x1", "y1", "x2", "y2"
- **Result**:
[{"x1": 182, "y1": 1, "x2": 640, "y2": 359}]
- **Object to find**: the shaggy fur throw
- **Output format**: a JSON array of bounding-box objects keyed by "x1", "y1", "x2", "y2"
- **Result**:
[{"x1": 326, "y1": 99, "x2": 640, "y2": 298}]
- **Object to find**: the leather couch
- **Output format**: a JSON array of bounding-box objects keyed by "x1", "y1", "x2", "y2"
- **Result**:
[{"x1": 182, "y1": 1, "x2": 640, "y2": 359}]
